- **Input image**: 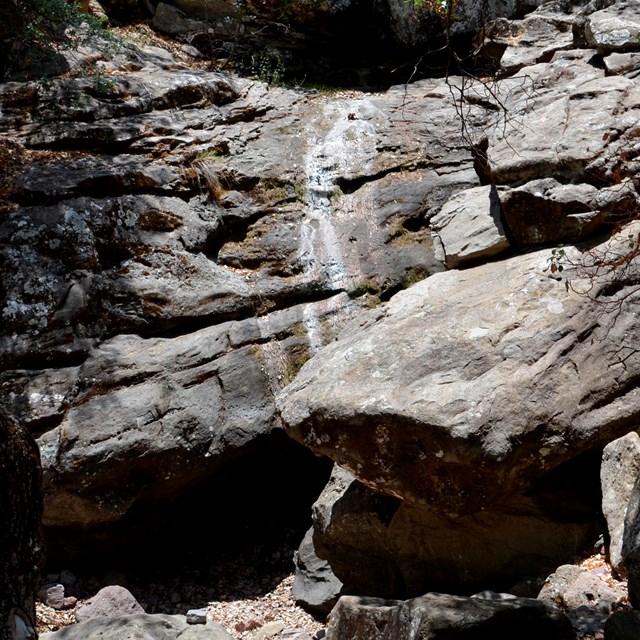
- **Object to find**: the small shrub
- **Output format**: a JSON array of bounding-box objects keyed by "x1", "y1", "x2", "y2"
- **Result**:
[
  {"x1": 1, "y1": 0, "x2": 108, "y2": 80},
  {"x1": 252, "y1": 49, "x2": 286, "y2": 86}
]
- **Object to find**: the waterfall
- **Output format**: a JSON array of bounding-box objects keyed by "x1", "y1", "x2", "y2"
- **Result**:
[{"x1": 298, "y1": 99, "x2": 383, "y2": 292}]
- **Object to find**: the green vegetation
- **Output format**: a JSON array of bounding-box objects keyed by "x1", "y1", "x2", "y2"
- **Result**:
[
  {"x1": 409, "y1": 0, "x2": 460, "y2": 20},
  {"x1": 252, "y1": 49, "x2": 286, "y2": 86},
  {"x1": 1, "y1": 0, "x2": 108, "y2": 80}
]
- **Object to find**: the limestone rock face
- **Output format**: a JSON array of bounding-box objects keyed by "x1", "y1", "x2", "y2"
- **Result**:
[
  {"x1": 0, "y1": 44, "x2": 473, "y2": 551},
  {"x1": 4, "y1": 0, "x2": 640, "y2": 573},
  {"x1": 40, "y1": 613, "x2": 235, "y2": 640}
]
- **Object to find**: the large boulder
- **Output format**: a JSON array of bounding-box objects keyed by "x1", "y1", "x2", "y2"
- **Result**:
[
  {"x1": 325, "y1": 593, "x2": 574, "y2": 640},
  {"x1": 40, "y1": 614, "x2": 234, "y2": 640},
  {"x1": 279, "y1": 232, "x2": 640, "y2": 515},
  {"x1": 279, "y1": 229, "x2": 640, "y2": 590},
  {"x1": 601, "y1": 432, "x2": 640, "y2": 577}
]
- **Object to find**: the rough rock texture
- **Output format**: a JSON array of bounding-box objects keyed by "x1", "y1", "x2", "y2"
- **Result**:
[
  {"x1": 280, "y1": 235, "x2": 640, "y2": 513},
  {"x1": 538, "y1": 564, "x2": 627, "y2": 612},
  {"x1": 622, "y1": 470, "x2": 640, "y2": 607},
  {"x1": 40, "y1": 614, "x2": 234, "y2": 640},
  {"x1": 148, "y1": 0, "x2": 545, "y2": 79},
  {"x1": 75, "y1": 586, "x2": 145, "y2": 623},
  {"x1": 325, "y1": 593, "x2": 575, "y2": 640},
  {"x1": 583, "y1": 0, "x2": 640, "y2": 52},
  {"x1": 280, "y1": 229, "x2": 640, "y2": 592},
  {"x1": 280, "y1": 3, "x2": 638, "y2": 596},
  {"x1": 431, "y1": 185, "x2": 509, "y2": 268},
  {"x1": 601, "y1": 432, "x2": 640, "y2": 577},
  {"x1": 0, "y1": 412, "x2": 43, "y2": 640},
  {"x1": 292, "y1": 528, "x2": 343, "y2": 614},
  {"x1": 0, "y1": 41, "x2": 475, "y2": 555},
  {"x1": 498, "y1": 179, "x2": 613, "y2": 248}
]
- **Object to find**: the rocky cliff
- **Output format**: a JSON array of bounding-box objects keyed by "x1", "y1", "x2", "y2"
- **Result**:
[{"x1": 2, "y1": 0, "x2": 640, "y2": 624}]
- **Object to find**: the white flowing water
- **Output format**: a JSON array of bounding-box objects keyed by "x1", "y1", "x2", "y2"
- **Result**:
[{"x1": 298, "y1": 99, "x2": 383, "y2": 289}]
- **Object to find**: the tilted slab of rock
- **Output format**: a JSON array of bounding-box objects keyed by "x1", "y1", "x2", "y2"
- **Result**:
[
  {"x1": 40, "y1": 613, "x2": 234, "y2": 640},
  {"x1": 431, "y1": 185, "x2": 510, "y2": 268},
  {"x1": 484, "y1": 49, "x2": 640, "y2": 185},
  {"x1": 279, "y1": 235, "x2": 640, "y2": 515},
  {"x1": 325, "y1": 593, "x2": 574, "y2": 640}
]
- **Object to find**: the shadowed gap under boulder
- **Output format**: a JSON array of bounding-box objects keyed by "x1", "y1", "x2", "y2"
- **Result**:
[{"x1": 43, "y1": 431, "x2": 333, "y2": 583}]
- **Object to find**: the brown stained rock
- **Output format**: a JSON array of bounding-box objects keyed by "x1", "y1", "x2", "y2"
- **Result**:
[
  {"x1": 279, "y1": 233, "x2": 640, "y2": 516},
  {"x1": 75, "y1": 586, "x2": 145, "y2": 623}
]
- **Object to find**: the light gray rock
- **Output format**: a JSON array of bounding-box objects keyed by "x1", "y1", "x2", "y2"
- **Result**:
[
  {"x1": 538, "y1": 565, "x2": 585, "y2": 607},
  {"x1": 604, "y1": 51, "x2": 640, "y2": 76},
  {"x1": 584, "y1": 0, "x2": 640, "y2": 52},
  {"x1": 0, "y1": 413, "x2": 42, "y2": 640},
  {"x1": 431, "y1": 185, "x2": 510, "y2": 268},
  {"x1": 280, "y1": 227, "x2": 640, "y2": 591},
  {"x1": 186, "y1": 610, "x2": 207, "y2": 625},
  {"x1": 622, "y1": 471, "x2": 640, "y2": 607},
  {"x1": 40, "y1": 614, "x2": 234, "y2": 640},
  {"x1": 325, "y1": 593, "x2": 574, "y2": 640},
  {"x1": 75, "y1": 586, "x2": 145, "y2": 623},
  {"x1": 601, "y1": 432, "x2": 640, "y2": 577},
  {"x1": 38, "y1": 584, "x2": 65, "y2": 610}
]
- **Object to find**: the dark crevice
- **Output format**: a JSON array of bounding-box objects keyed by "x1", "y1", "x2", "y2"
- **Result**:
[
  {"x1": 43, "y1": 432, "x2": 334, "y2": 572},
  {"x1": 25, "y1": 413, "x2": 65, "y2": 441},
  {"x1": 336, "y1": 160, "x2": 434, "y2": 195},
  {"x1": 198, "y1": 210, "x2": 270, "y2": 263},
  {"x1": 136, "y1": 283, "x2": 345, "y2": 340},
  {"x1": 0, "y1": 343, "x2": 93, "y2": 372},
  {"x1": 402, "y1": 215, "x2": 430, "y2": 233},
  {"x1": 14, "y1": 186, "x2": 190, "y2": 208},
  {"x1": 215, "y1": 104, "x2": 274, "y2": 126}
]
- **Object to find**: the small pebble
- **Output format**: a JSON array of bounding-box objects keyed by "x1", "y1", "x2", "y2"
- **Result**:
[{"x1": 186, "y1": 608, "x2": 207, "y2": 625}]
